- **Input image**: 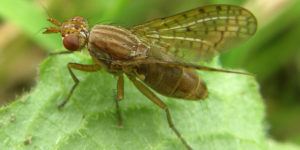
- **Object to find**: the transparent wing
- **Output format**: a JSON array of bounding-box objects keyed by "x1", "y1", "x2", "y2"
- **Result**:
[{"x1": 131, "y1": 5, "x2": 257, "y2": 62}]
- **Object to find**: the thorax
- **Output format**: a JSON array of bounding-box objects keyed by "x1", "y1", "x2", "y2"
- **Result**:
[{"x1": 87, "y1": 24, "x2": 149, "y2": 74}]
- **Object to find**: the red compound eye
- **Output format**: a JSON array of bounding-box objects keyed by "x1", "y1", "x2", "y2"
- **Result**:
[{"x1": 63, "y1": 34, "x2": 80, "y2": 51}]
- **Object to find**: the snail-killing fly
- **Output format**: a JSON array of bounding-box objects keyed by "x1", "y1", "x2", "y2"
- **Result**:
[{"x1": 44, "y1": 4, "x2": 257, "y2": 150}]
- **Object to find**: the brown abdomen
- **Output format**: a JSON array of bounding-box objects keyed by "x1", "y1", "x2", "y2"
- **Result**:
[{"x1": 136, "y1": 64, "x2": 208, "y2": 100}]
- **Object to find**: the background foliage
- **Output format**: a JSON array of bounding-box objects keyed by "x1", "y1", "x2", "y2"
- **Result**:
[{"x1": 0, "y1": 0, "x2": 299, "y2": 149}]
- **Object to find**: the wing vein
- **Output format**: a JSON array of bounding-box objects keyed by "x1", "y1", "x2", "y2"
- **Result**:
[{"x1": 158, "y1": 16, "x2": 249, "y2": 32}]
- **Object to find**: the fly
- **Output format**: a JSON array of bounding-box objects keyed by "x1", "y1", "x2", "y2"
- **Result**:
[{"x1": 44, "y1": 5, "x2": 257, "y2": 150}]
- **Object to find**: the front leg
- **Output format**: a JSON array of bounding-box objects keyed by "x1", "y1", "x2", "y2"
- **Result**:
[
  {"x1": 48, "y1": 51, "x2": 73, "y2": 56},
  {"x1": 115, "y1": 75, "x2": 124, "y2": 126},
  {"x1": 58, "y1": 63, "x2": 101, "y2": 109}
]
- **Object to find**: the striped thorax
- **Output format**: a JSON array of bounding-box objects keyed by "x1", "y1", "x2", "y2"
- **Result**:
[{"x1": 88, "y1": 24, "x2": 150, "y2": 62}]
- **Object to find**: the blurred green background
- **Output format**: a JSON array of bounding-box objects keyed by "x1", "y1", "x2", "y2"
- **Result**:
[{"x1": 0, "y1": 0, "x2": 299, "y2": 147}]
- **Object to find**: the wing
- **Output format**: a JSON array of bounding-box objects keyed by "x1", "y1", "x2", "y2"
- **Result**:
[{"x1": 131, "y1": 5, "x2": 257, "y2": 62}]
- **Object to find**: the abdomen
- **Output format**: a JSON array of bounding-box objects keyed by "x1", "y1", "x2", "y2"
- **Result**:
[{"x1": 136, "y1": 64, "x2": 208, "y2": 100}]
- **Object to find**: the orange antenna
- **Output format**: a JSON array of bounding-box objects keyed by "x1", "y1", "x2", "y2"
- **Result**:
[
  {"x1": 44, "y1": 19, "x2": 62, "y2": 34},
  {"x1": 43, "y1": 27, "x2": 60, "y2": 34},
  {"x1": 38, "y1": 0, "x2": 61, "y2": 34},
  {"x1": 47, "y1": 18, "x2": 62, "y2": 26}
]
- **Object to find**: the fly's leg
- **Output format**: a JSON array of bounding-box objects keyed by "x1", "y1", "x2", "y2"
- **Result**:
[
  {"x1": 116, "y1": 75, "x2": 124, "y2": 126},
  {"x1": 127, "y1": 75, "x2": 193, "y2": 150},
  {"x1": 58, "y1": 63, "x2": 101, "y2": 109},
  {"x1": 117, "y1": 75, "x2": 124, "y2": 100},
  {"x1": 49, "y1": 51, "x2": 73, "y2": 56}
]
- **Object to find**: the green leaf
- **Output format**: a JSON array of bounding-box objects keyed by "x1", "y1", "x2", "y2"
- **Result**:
[
  {"x1": 0, "y1": 52, "x2": 299, "y2": 150},
  {"x1": 267, "y1": 139, "x2": 300, "y2": 150}
]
